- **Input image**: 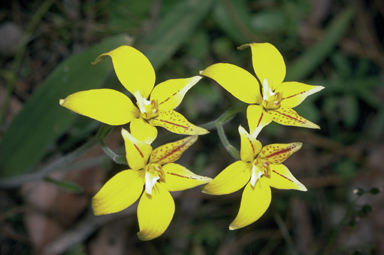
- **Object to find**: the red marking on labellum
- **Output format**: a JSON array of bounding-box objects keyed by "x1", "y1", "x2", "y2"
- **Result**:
[
  {"x1": 274, "y1": 110, "x2": 306, "y2": 124},
  {"x1": 272, "y1": 170, "x2": 294, "y2": 183},
  {"x1": 158, "y1": 119, "x2": 188, "y2": 129},
  {"x1": 134, "y1": 144, "x2": 144, "y2": 158},
  {"x1": 156, "y1": 141, "x2": 190, "y2": 162},
  {"x1": 265, "y1": 146, "x2": 295, "y2": 159}
]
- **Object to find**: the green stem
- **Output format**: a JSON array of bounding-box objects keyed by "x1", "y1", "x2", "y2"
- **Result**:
[
  {"x1": 214, "y1": 104, "x2": 247, "y2": 160},
  {"x1": 96, "y1": 125, "x2": 127, "y2": 165},
  {"x1": 216, "y1": 123, "x2": 240, "y2": 160},
  {"x1": 0, "y1": 135, "x2": 98, "y2": 188}
]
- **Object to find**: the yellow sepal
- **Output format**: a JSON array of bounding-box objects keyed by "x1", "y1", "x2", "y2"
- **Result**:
[
  {"x1": 265, "y1": 164, "x2": 307, "y2": 191},
  {"x1": 93, "y1": 45, "x2": 155, "y2": 99},
  {"x1": 229, "y1": 179, "x2": 271, "y2": 230},
  {"x1": 200, "y1": 63, "x2": 262, "y2": 104},
  {"x1": 59, "y1": 89, "x2": 139, "y2": 125},
  {"x1": 151, "y1": 76, "x2": 202, "y2": 111},
  {"x1": 137, "y1": 183, "x2": 175, "y2": 241},
  {"x1": 92, "y1": 169, "x2": 145, "y2": 215},
  {"x1": 162, "y1": 163, "x2": 211, "y2": 191},
  {"x1": 247, "y1": 105, "x2": 273, "y2": 139},
  {"x1": 202, "y1": 161, "x2": 251, "y2": 195},
  {"x1": 238, "y1": 43, "x2": 285, "y2": 92},
  {"x1": 121, "y1": 128, "x2": 152, "y2": 170},
  {"x1": 239, "y1": 125, "x2": 262, "y2": 162}
]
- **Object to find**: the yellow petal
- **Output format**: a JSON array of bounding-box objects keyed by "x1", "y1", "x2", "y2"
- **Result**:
[
  {"x1": 202, "y1": 161, "x2": 251, "y2": 195},
  {"x1": 277, "y1": 82, "x2": 324, "y2": 109},
  {"x1": 270, "y1": 108, "x2": 320, "y2": 129},
  {"x1": 137, "y1": 183, "x2": 175, "y2": 241},
  {"x1": 229, "y1": 179, "x2": 271, "y2": 230},
  {"x1": 130, "y1": 117, "x2": 157, "y2": 145},
  {"x1": 238, "y1": 43, "x2": 285, "y2": 91},
  {"x1": 151, "y1": 76, "x2": 202, "y2": 111},
  {"x1": 121, "y1": 128, "x2": 152, "y2": 170},
  {"x1": 200, "y1": 63, "x2": 262, "y2": 104},
  {"x1": 162, "y1": 163, "x2": 212, "y2": 191},
  {"x1": 247, "y1": 105, "x2": 273, "y2": 138},
  {"x1": 260, "y1": 142, "x2": 302, "y2": 164},
  {"x1": 93, "y1": 46, "x2": 155, "y2": 99},
  {"x1": 266, "y1": 164, "x2": 307, "y2": 191},
  {"x1": 60, "y1": 89, "x2": 139, "y2": 125},
  {"x1": 92, "y1": 169, "x2": 145, "y2": 215},
  {"x1": 150, "y1": 136, "x2": 197, "y2": 164},
  {"x1": 238, "y1": 125, "x2": 262, "y2": 162},
  {"x1": 149, "y1": 110, "x2": 209, "y2": 135}
]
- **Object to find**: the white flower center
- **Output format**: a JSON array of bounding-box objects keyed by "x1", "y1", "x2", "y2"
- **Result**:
[
  {"x1": 135, "y1": 90, "x2": 151, "y2": 114},
  {"x1": 144, "y1": 163, "x2": 164, "y2": 195},
  {"x1": 263, "y1": 78, "x2": 275, "y2": 101},
  {"x1": 250, "y1": 165, "x2": 263, "y2": 187}
]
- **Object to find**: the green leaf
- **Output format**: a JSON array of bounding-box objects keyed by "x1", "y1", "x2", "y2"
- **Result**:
[
  {"x1": 136, "y1": 0, "x2": 215, "y2": 70},
  {"x1": 342, "y1": 94, "x2": 359, "y2": 128},
  {"x1": 286, "y1": 7, "x2": 354, "y2": 81},
  {"x1": 213, "y1": 0, "x2": 258, "y2": 45},
  {"x1": 251, "y1": 10, "x2": 288, "y2": 34},
  {"x1": 0, "y1": 34, "x2": 130, "y2": 177},
  {"x1": 44, "y1": 176, "x2": 83, "y2": 193},
  {"x1": 0, "y1": 0, "x2": 215, "y2": 178}
]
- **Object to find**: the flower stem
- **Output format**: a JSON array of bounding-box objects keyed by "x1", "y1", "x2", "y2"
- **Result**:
[
  {"x1": 214, "y1": 104, "x2": 247, "y2": 160},
  {"x1": 96, "y1": 125, "x2": 128, "y2": 165},
  {"x1": 0, "y1": 134, "x2": 99, "y2": 188}
]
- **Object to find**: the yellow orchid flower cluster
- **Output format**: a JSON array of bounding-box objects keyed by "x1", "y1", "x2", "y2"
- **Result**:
[{"x1": 59, "y1": 42, "x2": 323, "y2": 240}]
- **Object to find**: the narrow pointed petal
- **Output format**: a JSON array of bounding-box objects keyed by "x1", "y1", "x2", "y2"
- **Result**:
[
  {"x1": 202, "y1": 161, "x2": 251, "y2": 195},
  {"x1": 238, "y1": 43, "x2": 285, "y2": 91},
  {"x1": 130, "y1": 117, "x2": 157, "y2": 145},
  {"x1": 60, "y1": 89, "x2": 139, "y2": 125},
  {"x1": 229, "y1": 180, "x2": 271, "y2": 230},
  {"x1": 270, "y1": 108, "x2": 320, "y2": 129},
  {"x1": 151, "y1": 76, "x2": 202, "y2": 111},
  {"x1": 121, "y1": 128, "x2": 152, "y2": 170},
  {"x1": 247, "y1": 105, "x2": 273, "y2": 139},
  {"x1": 266, "y1": 164, "x2": 307, "y2": 191},
  {"x1": 239, "y1": 125, "x2": 262, "y2": 162},
  {"x1": 93, "y1": 46, "x2": 155, "y2": 99},
  {"x1": 162, "y1": 163, "x2": 211, "y2": 191},
  {"x1": 149, "y1": 110, "x2": 209, "y2": 135},
  {"x1": 260, "y1": 142, "x2": 302, "y2": 164},
  {"x1": 137, "y1": 183, "x2": 175, "y2": 241},
  {"x1": 200, "y1": 63, "x2": 262, "y2": 104},
  {"x1": 277, "y1": 82, "x2": 324, "y2": 109},
  {"x1": 150, "y1": 136, "x2": 197, "y2": 164},
  {"x1": 92, "y1": 169, "x2": 145, "y2": 215}
]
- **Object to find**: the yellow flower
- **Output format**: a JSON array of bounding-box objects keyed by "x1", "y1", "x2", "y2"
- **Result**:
[
  {"x1": 60, "y1": 46, "x2": 208, "y2": 144},
  {"x1": 200, "y1": 43, "x2": 323, "y2": 138},
  {"x1": 203, "y1": 125, "x2": 307, "y2": 230},
  {"x1": 92, "y1": 128, "x2": 211, "y2": 241}
]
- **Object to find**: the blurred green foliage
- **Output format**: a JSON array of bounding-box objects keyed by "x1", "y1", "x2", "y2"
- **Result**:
[{"x1": 0, "y1": 0, "x2": 383, "y2": 254}]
